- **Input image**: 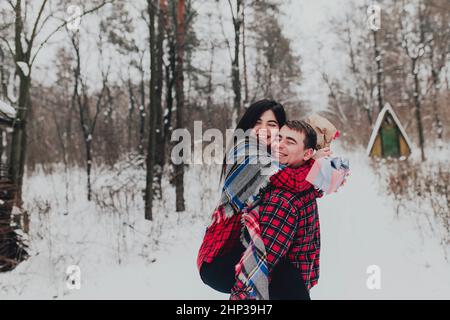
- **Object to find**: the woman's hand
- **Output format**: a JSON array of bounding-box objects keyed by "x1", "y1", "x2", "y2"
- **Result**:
[{"x1": 312, "y1": 147, "x2": 332, "y2": 160}]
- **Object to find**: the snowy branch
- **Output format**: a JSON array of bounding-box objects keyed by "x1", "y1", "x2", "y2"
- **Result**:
[{"x1": 30, "y1": 0, "x2": 115, "y2": 67}]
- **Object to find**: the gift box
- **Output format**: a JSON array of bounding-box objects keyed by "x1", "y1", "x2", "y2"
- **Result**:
[{"x1": 306, "y1": 157, "x2": 349, "y2": 194}]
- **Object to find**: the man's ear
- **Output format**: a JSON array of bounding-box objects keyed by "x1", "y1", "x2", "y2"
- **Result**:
[{"x1": 303, "y1": 148, "x2": 315, "y2": 161}]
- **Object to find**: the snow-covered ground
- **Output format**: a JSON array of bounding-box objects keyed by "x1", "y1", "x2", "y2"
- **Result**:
[{"x1": 0, "y1": 148, "x2": 449, "y2": 300}]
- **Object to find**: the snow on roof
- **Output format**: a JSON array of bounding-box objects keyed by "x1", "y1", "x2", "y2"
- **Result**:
[
  {"x1": 366, "y1": 103, "x2": 413, "y2": 156},
  {"x1": 16, "y1": 61, "x2": 30, "y2": 77},
  {"x1": 0, "y1": 99, "x2": 16, "y2": 120}
]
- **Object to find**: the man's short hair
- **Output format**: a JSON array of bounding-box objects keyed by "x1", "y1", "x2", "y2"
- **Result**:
[{"x1": 285, "y1": 120, "x2": 317, "y2": 150}]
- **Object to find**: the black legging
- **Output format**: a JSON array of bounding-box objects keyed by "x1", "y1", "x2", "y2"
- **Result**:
[{"x1": 200, "y1": 243, "x2": 310, "y2": 300}]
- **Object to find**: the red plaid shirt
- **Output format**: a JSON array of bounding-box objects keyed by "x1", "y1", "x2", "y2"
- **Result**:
[
  {"x1": 196, "y1": 206, "x2": 242, "y2": 271},
  {"x1": 257, "y1": 184, "x2": 322, "y2": 291}
]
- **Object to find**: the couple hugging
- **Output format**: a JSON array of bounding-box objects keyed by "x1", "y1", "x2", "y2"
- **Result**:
[{"x1": 197, "y1": 99, "x2": 349, "y2": 300}]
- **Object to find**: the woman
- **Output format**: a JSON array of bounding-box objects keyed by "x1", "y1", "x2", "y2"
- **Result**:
[{"x1": 197, "y1": 100, "x2": 330, "y2": 298}]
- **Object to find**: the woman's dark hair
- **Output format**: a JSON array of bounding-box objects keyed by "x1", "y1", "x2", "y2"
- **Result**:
[
  {"x1": 220, "y1": 99, "x2": 286, "y2": 183},
  {"x1": 235, "y1": 99, "x2": 286, "y2": 133}
]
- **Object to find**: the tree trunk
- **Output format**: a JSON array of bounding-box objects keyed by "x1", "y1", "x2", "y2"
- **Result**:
[
  {"x1": 431, "y1": 72, "x2": 444, "y2": 148},
  {"x1": 10, "y1": 1, "x2": 30, "y2": 201},
  {"x1": 372, "y1": 30, "x2": 384, "y2": 113},
  {"x1": 174, "y1": 0, "x2": 186, "y2": 212},
  {"x1": 162, "y1": 1, "x2": 175, "y2": 172},
  {"x1": 231, "y1": 0, "x2": 242, "y2": 124},
  {"x1": 0, "y1": 46, "x2": 6, "y2": 99},
  {"x1": 429, "y1": 49, "x2": 444, "y2": 149},
  {"x1": 366, "y1": 108, "x2": 373, "y2": 126},
  {"x1": 412, "y1": 58, "x2": 426, "y2": 161},
  {"x1": 164, "y1": 39, "x2": 175, "y2": 150},
  {"x1": 241, "y1": 3, "x2": 249, "y2": 105},
  {"x1": 144, "y1": 0, "x2": 157, "y2": 220},
  {"x1": 205, "y1": 42, "x2": 215, "y2": 126},
  {"x1": 139, "y1": 66, "x2": 146, "y2": 155},
  {"x1": 154, "y1": 0, "x2": 166, "y2": 199},
  {"x1": 127, "y1": 78, "x2": 136, "y2": 151},
  {"x1": 86, "y1": 141, "x2": 92, "y2": 201},
  {"x1": 9, "y1": 75, "x2": 30, "y2": 207}
]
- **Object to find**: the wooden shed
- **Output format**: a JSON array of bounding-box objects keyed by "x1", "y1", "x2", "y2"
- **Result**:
[{"x1": 366, "y1": 103, "x2": 413, "y2": 159}]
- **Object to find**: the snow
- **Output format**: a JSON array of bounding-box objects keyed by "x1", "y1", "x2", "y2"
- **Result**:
[
  {"x1": 0, "y1": 99, "x2": 17, "y2": 118},
  {"x1": 418, "y1": 48, "x2": 425, "y2": 57},
  {"x1": 313, "y1": 148, "x2": 450, "y2": 299},
  {"x1": 0, "y1": 145, "x2": 449, "y2": 300},
  {"x1": 5, "y1": 67, "x2": 20, "y2": 103},
  {"x1": 11, "y1": 206, "x2": 22, "y2": 216},
  {"x1": 0, "y1": 159, "x2": 224, "y2": 299},
  {"x1": 20, "y1": 34, "x2": 28, "y2": 55},
  {"x1": 16, "y1": 61, "x2": 30, "y2": 77}
]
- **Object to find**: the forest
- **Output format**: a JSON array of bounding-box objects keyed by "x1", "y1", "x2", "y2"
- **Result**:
[{"x1": 0, "y1": 0, "x2": 448, "y2": 299}]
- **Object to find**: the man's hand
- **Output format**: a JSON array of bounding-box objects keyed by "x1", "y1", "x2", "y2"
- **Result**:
[
  {"x1": 312, "y1": 147, "x2": 332, "y2": 160},
  {"x1": 340, "y1": 172, "x2": 350, "y2": 187}
]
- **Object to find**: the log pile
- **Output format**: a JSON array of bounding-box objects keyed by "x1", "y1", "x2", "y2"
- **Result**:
[{"x1": 0, "y1": 179, "x2": 28, "y2": 272}]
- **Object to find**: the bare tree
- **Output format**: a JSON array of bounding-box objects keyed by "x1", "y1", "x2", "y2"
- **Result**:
[
  {"x1": 70, "y1": 32, "x2": 109, "y2": 201},
  {"x1": 241, "y1": 2, "x2": 249, "y2": 105},
  {"x1": 163, "y1": 4, "x2": 176, "y2": 160},
  {"x1": 174, "y1": 0, "x2": 186, "y2": 212},
  {"x1": 399, "y1": 0, "x2": 427, "y2": 161},
  {"x1": 0, "y1": 0, "x2": 112, "y2": 206},
  {"x1": 372, "y1": 26, "x2": 385, "y2": 113},
  {"x1": 145, "y1": 0, "x2": 158, "y2": 220},
  {"x1": 229, "y1": 0, "x2": 243, "y2": 124},
  {"x1": 154, "y1": 0, "x2": 167, "y2": 199},
  {"x1": 423, "y1": 0, "x2": 450, "y2": 148},
  {"x1": 343, "y1": 12, "x2": 373, "y2": 126}
]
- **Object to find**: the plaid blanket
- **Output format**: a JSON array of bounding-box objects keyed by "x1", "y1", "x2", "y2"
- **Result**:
[
  {"x1": 197, "y1": 136, "x2": 282, "y2": 272},
  {"x1": 210, "y1": 136, "x2": 282, "y2": 225},
  {"x1": 232, "y1": 202, "x2": 269, "y2": 299}
]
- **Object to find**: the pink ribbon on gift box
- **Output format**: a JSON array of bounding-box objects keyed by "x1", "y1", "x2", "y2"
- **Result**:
[{"x1": 306, "y1": 157, "x2": 349, "y2": 194}]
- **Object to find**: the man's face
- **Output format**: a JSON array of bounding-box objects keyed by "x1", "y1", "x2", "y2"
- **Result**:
[{"x1": 273, "y1": 126, "x2": 314, "y2": 167}]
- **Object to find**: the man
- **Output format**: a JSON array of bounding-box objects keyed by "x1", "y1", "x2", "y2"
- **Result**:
[{"x1": 230, "y1": 120, "x2": 322, "y2": 300}]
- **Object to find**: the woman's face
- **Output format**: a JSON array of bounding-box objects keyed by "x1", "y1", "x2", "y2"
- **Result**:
[{"x1": 252, "y1": 110, "x2": 280, "y2": 146}]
